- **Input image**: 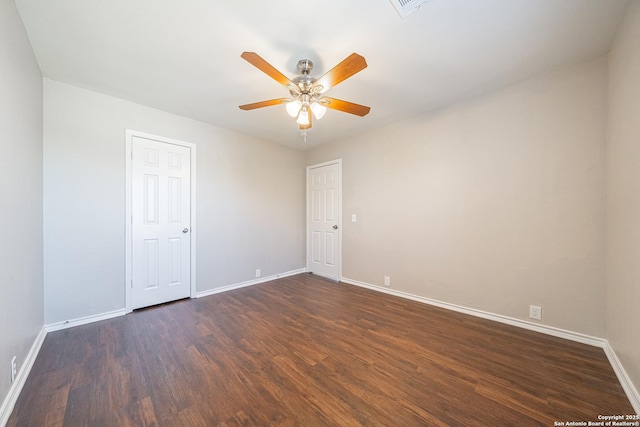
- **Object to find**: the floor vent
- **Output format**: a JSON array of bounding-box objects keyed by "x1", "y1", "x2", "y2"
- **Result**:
[{"x1": 389, "y1": 0, "x2": 433, "y2": 19}]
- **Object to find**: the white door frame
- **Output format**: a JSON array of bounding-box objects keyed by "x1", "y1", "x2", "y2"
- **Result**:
[
  {"x1": 125, "y1": 129, "x2": 197, "y2": 312},
  {"x1": 306, "y1": 159, "x2": 342, "y2": 281}
]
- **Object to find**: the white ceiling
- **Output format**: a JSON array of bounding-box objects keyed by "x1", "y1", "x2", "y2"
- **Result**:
[{"x1": 15, "y1": 0, "x2": 630, "y2": 150}]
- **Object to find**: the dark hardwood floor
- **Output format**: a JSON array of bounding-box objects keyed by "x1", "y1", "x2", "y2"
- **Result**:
[{"x1": 8, "y1": 273, "x2": 634, "y2": 426}]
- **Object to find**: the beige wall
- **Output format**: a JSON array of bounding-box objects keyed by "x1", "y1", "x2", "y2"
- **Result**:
[
  {"x1": 606, "y1": 0, "x2": 640, "y2": 396},
  {"x1": 0, "y1": 0, "x2": 44, "y2": 415},
  {"x1": 44, "y1": 79, "x2": 305, "y2": 324},
  {"x1": 307, "y1": 58, "x2": 608, "y2": 337}
]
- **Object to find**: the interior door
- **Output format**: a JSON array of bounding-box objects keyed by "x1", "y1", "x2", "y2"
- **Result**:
[
  {"x1": 132, "y1": 136, "x2": 191, "y2": 309},
  {"x1": 307, "y1": 160, "x2": 342, "y2": 281}
]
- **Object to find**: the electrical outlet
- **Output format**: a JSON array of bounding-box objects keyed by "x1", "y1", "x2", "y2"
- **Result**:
[
  {"x1": 255, "y1": 269, "x2": 261, "y2": 278},
  {"x1": 384, "y1": 276, "x2": 391, "y2": 287},
  {"x1": 11, "y1": 356, "x2": 16, "y2": 383},
  {"x1": 529, "y1": 305, "x2": 542, "y2": 321}
]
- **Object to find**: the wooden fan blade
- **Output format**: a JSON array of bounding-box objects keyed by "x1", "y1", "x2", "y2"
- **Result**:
[
  {"x1": 312, "y1": 53, "x2": 367, "y2": 94},
  {"x1": 324, "y1": 97, "x2": 371, "y2": 117},
  {"x1": 241, "y1": 52, "x2": 293, "y2": 87},
  {"x1": 239, "y1": 98, "x2": 288, "y2": 111}
]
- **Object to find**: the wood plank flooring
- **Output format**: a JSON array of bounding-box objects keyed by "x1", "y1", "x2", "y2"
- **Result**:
[{"x1": 8, "y1": 273, "x2": 634, "y2": 426}]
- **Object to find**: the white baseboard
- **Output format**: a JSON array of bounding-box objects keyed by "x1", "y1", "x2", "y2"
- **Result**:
[
  {"x1": 603, "y1": 342, "x2": 640, "y2": 414},
  {"x1": 45, "y1": 308, "x2": 127, "y2": 333},
  {"x1": 341, "y1": 277, "x2": 605, "y2": 346},
  {"x1": 341, "y1": 276, "x2": 639, "y2": 412},
  {"x1": 0, "y1": 327, "x2": 47, "y2": 427},
  {"x1": 195, "y1": 268, "x2": 307, "y2": 299},
  {"x1": 44, "y1": 268, "x2": 308, "y2": 330}
]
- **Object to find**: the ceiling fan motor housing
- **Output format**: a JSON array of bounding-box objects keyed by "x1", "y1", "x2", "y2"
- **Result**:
[
  {"x1": 291, "y1": 59, "x2": 317, "y2": 95},
  {"x1": 297, "y1": 59, "x2": 313, "y2": 75}
]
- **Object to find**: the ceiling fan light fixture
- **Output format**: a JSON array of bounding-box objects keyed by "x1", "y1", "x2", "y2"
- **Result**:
[
  {"x1": 285, "y1": 100, "x2": 302, "y2": 117},
  {"x1": 310, "y1": 102, "x2": 327, "y2": 120},
  {"x1": 296, "y1": 106, "x2": 310, "y2": 126}
]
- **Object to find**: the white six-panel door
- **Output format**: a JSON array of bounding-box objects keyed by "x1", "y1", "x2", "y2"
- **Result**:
[
  {"x1": 131, "y1": 136, "x2": 192, "y2": 309},
  {"x1": 307, "y1": 160, "x2": 342, "y2": 281}
]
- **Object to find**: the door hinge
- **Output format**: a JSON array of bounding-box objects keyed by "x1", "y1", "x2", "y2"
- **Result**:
[
  {"x1": 131, "y1": 150, "x2": 133, "y2": 160},
  {"x1": 130, "y1": 279, "x2": 133, "y2": 288}
]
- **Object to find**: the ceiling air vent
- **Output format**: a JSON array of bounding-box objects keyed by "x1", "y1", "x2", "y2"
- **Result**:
[{"x1": 389, "y1": 0, "x2": 433, "y2": 19}]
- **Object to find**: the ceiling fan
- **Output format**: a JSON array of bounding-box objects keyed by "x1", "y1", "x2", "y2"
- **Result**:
[{"x1": 239, "y1": 51, "x2": 371, "y2": 133}]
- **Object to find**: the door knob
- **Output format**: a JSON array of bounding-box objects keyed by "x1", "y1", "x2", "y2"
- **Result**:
[
  {"x1": 182, "y1": 228, "x2": 189, "y2": 233},
  {"x1": 333, "y1": 225, "x2": 338, "y2": 230}
]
